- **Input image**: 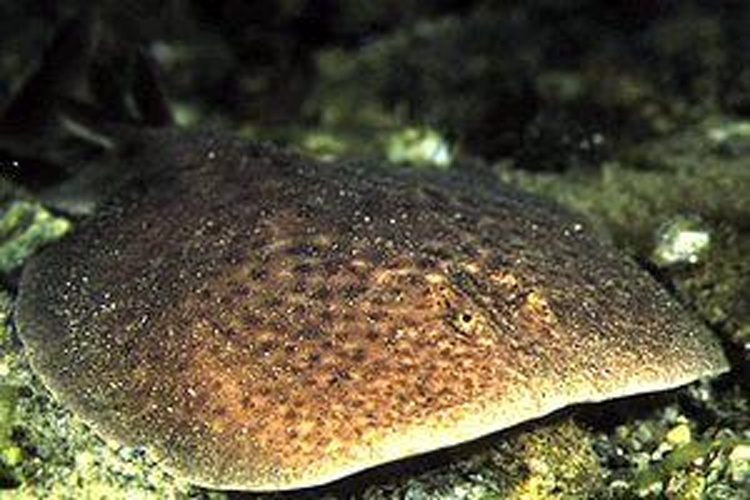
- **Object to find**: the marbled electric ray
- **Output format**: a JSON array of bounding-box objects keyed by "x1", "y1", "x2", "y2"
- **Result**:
[{"x1": 15, "y1": 130, "x2": 728, "y2": 491}]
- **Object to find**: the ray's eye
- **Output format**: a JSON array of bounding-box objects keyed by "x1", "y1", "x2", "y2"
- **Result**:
[{"x1": 451, "y1": 310, "x2": 480, "y2": 336}]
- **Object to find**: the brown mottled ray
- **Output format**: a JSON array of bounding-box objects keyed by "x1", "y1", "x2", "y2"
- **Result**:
[{"x1": 16, "y1": 129, "x2": 728, "y2": 491}]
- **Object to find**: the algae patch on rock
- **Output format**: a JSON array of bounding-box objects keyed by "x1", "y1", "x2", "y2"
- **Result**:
[{"x1": 14, "y1": 130, "x2": 728, "y2": 491}]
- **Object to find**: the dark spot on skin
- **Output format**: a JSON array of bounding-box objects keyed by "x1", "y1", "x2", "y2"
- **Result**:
[
  {"x1": 292, "y1": 280, "x2": 307, "y2": 294},
  {"x1": 366, "y1": 310, "x2": 386, "y2": 322},
  {"x1": 286, "y1": 243, "x2": 319, "y2": 258},
  {"x1": 241, "y1": 312, "x2": 262, "y2": 327},
  {"x1": 283, "y1": 408, "x2": 298, "y2": 422},
  {"x1": 257, "y1": 340, "x2": 277, "y2": 355},
  {"x1": 299, "y1": 326, "x2": 324, "y2": 340},
  {"x1": 319, "y1": 310, "x2": 333, "y2": 324},
  {"x1": 327, "y1": 368, "x2": 350, "y2": 386},
  {"x1": 293, "y1": 262, "x2": 313, "y2": 274},
  {"x1": 311, "y1": 287, "x2": 331, "y2": 301},
  {"x1": 341, "y1": 284, "x2": 366, "y2": 301},
  {"x1": 223, "y1": 247, "x2": 245, "y2": 265},
  {"x1": 249, "y1": 238, "x2": 266, "y2": 251},
  {"x1": 221, "y1": 326, "x2": 241, "y2": 341},
  {"x1": 257, "y1": 386, "x2": 273, "y2": 398},
  {"x1": 265, "y1": 296, "x2": 283, "y2": 308},
  {"x1": 307, "y1": 352, "x2": 321, "y2": 365},
  {"x1": 369, "y1": 295, "x2": 387, "y2": 307},
  {"x1": 230, "y1": 283, "x2": 252, "y2": 297},
  {"x1": 341, "y1": 311, "x2": 357, "y2": 323},
  {"x1": 415, "y1": 257, "x2": 434, "y2": 269},
  {"x1": 487, "y1": 254, "x2": 512, "y2": 269},
  {"x1": 251, "y1": 268, "x2": 268, "y2": 281},
  {"x1": 404, "y1": 274, "x2": 423, "y2": 287},
  {"x1": 322, "y1": 258, "x2": 345, "y2": 278},
  {"x1": 351, "y1": 348, "x2": 367, "y2": 362}
]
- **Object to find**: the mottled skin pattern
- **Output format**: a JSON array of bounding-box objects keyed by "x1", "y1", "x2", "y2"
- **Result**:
[{"x1": 15, "y1": 130, "x2": 728, "y2": 490}]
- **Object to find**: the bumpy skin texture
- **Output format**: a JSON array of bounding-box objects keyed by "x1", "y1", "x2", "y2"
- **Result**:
[{"x1": 15, "y1": 130, "x2": 728, "y2": 490}]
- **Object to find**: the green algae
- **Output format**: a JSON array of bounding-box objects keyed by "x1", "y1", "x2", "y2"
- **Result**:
[
  {"x1": 0, "y1": 350, "x2": 197, "y2": 499},
  {"x1": 507, "y1": 420, "x2": 604, "y2": 499},
  {"x1": 651, "y1": 216, "x2": 711, "y2": 268},
  {"x1": 0, "y1": 200, "x2": 71, "y2": 274},
  {"x1": 0, "y1": 290, "x2": 21, "y2": 489},
  {"x1": 601, "y1": 400, "x2": 750, "y2": 499},
  {"x1": 0, "y1": 383, "x2": 21, "y2": 489},
  {"x1": 385, "y1": 126, "x2": 453, "y2": 167}
]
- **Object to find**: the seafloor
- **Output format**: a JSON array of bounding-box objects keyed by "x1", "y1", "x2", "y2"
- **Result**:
[{"x1": 0, "y1": 1, "x2": 748, "y2": 499}]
